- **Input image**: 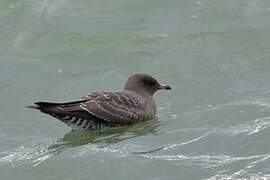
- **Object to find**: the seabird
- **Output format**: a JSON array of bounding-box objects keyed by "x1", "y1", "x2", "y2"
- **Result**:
[{"x1": 28, "y1": 74, "x2": 171, "y2": 131}]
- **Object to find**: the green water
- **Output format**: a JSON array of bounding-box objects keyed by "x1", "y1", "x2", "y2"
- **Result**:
[{"x1": 1, "y1": 0, "x2": 270, "y2": 179}]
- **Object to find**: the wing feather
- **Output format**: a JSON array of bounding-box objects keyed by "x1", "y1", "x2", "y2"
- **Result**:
[{"x1": 80, "y1": 91, "x2": 147, "y2": 125}]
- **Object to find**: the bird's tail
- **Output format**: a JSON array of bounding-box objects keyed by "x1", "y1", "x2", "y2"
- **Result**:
[
  {"x1": 26, "y1": 102, "x2": 61, "y2": 110},
  {"x1": 26, "y1": 105, "x2": 40, "y2": 109},
  {"x1": 26, "y1": 100, "x2": 88, "y2": 112},
  {"x1": 26, "y1": 100, "x2": 97, "y2": 129}
]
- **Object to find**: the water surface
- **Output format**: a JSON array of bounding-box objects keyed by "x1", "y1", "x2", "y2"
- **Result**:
[{"x1": 1, "y1": 0, "x2": 270, "y2": 179}]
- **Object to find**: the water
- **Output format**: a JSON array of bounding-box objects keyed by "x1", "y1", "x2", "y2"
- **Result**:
[{"x1": 1, "y1": 0, "x2": 270, "y2": 179}]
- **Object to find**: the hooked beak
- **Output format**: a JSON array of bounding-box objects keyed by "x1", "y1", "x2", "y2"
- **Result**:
[{"x1": 159, "y1": 84, "x2": 172, "y2": 90}]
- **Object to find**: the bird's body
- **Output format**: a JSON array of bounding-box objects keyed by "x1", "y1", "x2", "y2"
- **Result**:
[{"x1": 28, "y1": 74, "x2": 171, "y2": 131}]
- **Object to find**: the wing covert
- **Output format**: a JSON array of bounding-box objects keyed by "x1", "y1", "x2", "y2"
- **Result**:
[{"x1": 80, "y1": 91, "x2": 147, "y2": 125}]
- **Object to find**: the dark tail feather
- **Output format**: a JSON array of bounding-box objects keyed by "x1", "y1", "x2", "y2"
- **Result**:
[
  {"x1": 26, "y1": 100, "x2": 88, "y2": 110},
  {"x1": 36, "y1": 102, "x2": 59, "y2": 107},
  {"x1": 26, "y1": 105, "x2": 40, "y2": 109},
  {"x1": 26, "y1": 102, "x2": 60, "y2": 110}
]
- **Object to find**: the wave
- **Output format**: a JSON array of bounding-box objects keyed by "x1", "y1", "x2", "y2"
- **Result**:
[{"x1": 0, "y1": 143, "x2": 52, "y2": 167}]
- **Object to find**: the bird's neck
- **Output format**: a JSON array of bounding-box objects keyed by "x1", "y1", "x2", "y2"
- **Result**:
[
  {"x1": 124, "y1": 89, "x2": 157, "y2": 116},
  {"x1": 125, "y1": 88, "x2": 156, "y2": 107}
]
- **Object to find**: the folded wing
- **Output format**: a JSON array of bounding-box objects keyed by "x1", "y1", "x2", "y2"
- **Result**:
[{"x1": 80, "y1": 91, "x2": 147, "y2": 125}]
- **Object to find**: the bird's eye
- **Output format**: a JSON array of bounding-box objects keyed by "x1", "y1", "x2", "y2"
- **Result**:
[{"x1": 144, "y1": 80, "x2": 155, "y2": 86}]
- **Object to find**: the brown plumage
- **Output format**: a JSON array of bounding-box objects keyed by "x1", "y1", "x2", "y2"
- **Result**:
[{"x1": 28, "y1": 74, "x2": 171, "y2": 131}]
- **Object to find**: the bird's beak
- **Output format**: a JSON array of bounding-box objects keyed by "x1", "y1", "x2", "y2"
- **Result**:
[{"x1": 159, "y1": 84, "x2": 172, "y2": 90}]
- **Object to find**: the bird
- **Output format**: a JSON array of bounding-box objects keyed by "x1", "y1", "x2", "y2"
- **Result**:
[{"x1": 27, "y1": 74, "x2": 171, "y2": 131}]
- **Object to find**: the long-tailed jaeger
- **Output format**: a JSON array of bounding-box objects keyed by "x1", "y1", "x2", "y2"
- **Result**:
[{"x1": 28, "y1": 74, "x2": 171, "y2": 131}]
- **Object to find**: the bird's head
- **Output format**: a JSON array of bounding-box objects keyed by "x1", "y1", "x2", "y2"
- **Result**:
[{"x1": 124, "y1": 74, "x2": 171, "y2": 96}]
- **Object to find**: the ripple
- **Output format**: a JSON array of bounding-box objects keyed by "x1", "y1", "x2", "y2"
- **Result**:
[
  {"x1": 184, "y1": 99, "x2": 270, "y2": 115},
  {"x1": 207, "y1": 174, "x2": 270, "y2": 180},
  {"x1": 141, "y1": 153, "x2": 269, "y2": 168},
  {"x1": 35, "y1": 0, "x2": 67, "y2": 14},
  {"x1": 206, "y1": 153, "x2": 270, "y2": 179},
  {"x1": 163, "y1": 131, "x2": 211, "y2": 150},
  {"x1": 0, "y1": 143, "x2": 52, "y2": 167},
  {"x1": 133, "y1": 131, "x2": 211, "y2": 154},
  {"x1": 72, "y1": 143, "x2": 137, "y2": 158},
  {"x1": 219, "y1": 116, "x2": 270, "y2": 136}
]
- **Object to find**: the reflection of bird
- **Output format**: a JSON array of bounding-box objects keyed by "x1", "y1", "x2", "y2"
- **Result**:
[
  {"x1": 48, "y1": 120, "x2": 159, "y2": 155},
  {"x1": 60, "y1": 119, "x2": 158, "y2": 148},
  {"x1": 28, "y1": 74, "x2": 171, "y2": 131}
]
